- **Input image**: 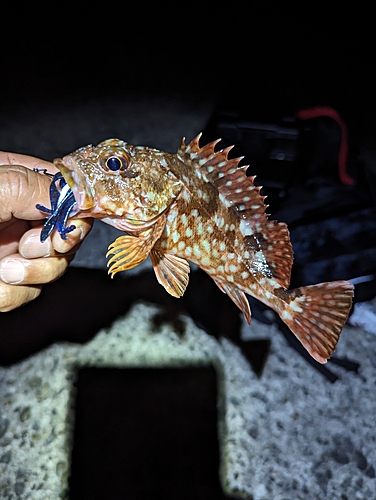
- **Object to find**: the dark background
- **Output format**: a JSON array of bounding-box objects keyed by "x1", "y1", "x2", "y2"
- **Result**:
[{"x1": 1, "y1": 16, "x2": 375, "y2": 133}]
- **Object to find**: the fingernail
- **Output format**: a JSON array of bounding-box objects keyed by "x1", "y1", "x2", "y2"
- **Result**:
[
  {"x1": 0, "y1": 260, "x2": 26, "y2": 284},
  {"x1": 21, "y1": 233, "x2": 50, "y2": 258},
  {"x1": 71, "y1": 221, "x2": 85, "y2": 242}
]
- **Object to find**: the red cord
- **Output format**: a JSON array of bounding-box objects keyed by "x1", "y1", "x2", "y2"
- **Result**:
[{"x1": 296, "y1": 106, "x2": 355, "y2": 185}]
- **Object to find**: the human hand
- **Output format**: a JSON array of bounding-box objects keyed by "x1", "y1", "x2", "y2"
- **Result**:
[{"x1": 0, "y1": 152, "x2": 93, "y2": 312}]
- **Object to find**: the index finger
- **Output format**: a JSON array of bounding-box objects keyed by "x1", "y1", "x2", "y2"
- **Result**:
[{"x1": 0, "y1": 152, "x2": 58, "y2": 174}]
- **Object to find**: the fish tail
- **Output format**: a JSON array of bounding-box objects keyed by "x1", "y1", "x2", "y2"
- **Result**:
[{"x1": 278, "y1": 281, "x2": 354, "y2": 364}]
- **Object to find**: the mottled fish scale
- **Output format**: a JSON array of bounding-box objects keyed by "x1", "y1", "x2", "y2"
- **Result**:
[
  {"x1": 162, "y1": 136, "x2": 292, "y2": 326},
  {"x1": 155, "y1": 169, "x2": 251, "y2": 287},
  {"x1": 53, "y1": 134, "x2": 354, "y2": 364},
  {"x1": 175, "y1": 135, "x2": 293, "y2": 288}
]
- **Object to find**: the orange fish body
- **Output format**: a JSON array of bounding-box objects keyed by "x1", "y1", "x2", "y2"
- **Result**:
[{"x1": 55, "y1": 135, "x2": 354, "y2": 364}]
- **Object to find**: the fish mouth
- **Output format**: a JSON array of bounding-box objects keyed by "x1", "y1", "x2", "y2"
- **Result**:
[{"x1": 53, "y1": 157, "x2": 95, "y2": 211}]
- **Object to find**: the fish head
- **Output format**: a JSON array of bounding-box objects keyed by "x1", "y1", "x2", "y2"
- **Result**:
[{"x1": 54, "y1": 138, "x2": 182, "y2": 225}]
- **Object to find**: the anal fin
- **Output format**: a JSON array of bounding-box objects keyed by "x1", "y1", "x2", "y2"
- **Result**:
[
  {"x1": 214, "y1": 279, "x2": 252, "y2": 324},
  {"x1": 150, "y1": 249, "x2": 190, "y2": 298}
]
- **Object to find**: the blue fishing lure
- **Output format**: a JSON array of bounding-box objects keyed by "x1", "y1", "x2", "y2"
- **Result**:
[{"x1": 35, "y1": 171, "x2": 77, "y2": 242}]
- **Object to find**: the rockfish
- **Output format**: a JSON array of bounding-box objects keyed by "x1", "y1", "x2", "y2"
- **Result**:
[{"x1": 53, "y1": 135, "x2": 354, "y2": 363}]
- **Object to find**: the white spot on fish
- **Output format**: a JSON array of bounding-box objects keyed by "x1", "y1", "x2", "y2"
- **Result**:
[
  {"x1": 218, "y1": 265, "x2": 224, "y2": 273},
  {"x1": 201, "y1": 256, "x2": 211, "y2": 266},
  {"x1": 183, "y1": 191, "x2": 191, "y2": 202},
  {"x1": 241, "y1": 271, "x2": 249, "y2": 280},
  {"x1": 219, "y1": 242, "x2": 226, "y2": 252},
  {"x1": 185, "y1": 227, "x2": 193, "y2": 238},
  {"x1": 227, "y1": 276, "x2": 234, "y2": 282},
  {"x1": 219, "y1": 193, "x2": 232, "y2": 208},
  {"x1": 197, "y1": 222, "x2": 204, "y2": 235},
  {"x1": 219, "y1": 218, "x2": 225, "y2": 228},
  {"x1": 228, "y1": 253, "x2": 234, "y2": 260},
  {"x1": 282, "y1": 310, "x2": 293, "y2": 321},
  {"x1": 289, "y1": 300, "x2": 303, "y2": 313},
  {"x1": 229, "y1": 264, "x2": 238, "y2": 273},
  {"x1": 240, "y1": 219, "x2": 254, "y2": 237},
  {"x1": 269, "y1": 278, "x2": 281, "y2": 288},
  {"x1": 178, "y1": 241, "x2": 185, "y2": 251},
  {"x1": 172, "y1": 231, "x2": 180, "y2": 243},
  {"x1": 202, "y1": 240, "x2": 211, "y2": 253},
  {"x1": 207, "y1": 225, "x2": 214, "y2": 234},
  {"x1": 184, "y1": 246, "x2": 192, "y2": 257},
  {"x1": 181, "y1": 214, "x2": 188, "y2": 226},
  {"x1": 191, "y1": 209, "x2": 198, "y2": 217},
  {"x1": 193, "y1": 244, "x2": 201, "y2": 258}
]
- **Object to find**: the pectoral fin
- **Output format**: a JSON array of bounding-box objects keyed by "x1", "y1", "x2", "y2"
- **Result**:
[
  {"x1": 150, "y1": 249, "x2": 190, "y2": 298},
  {"x1": 106, "y1": 235, "x2": 150, "y2": 276},
  {"x1": 106, "y1": 215, "x2": 166, "y2": 277}
]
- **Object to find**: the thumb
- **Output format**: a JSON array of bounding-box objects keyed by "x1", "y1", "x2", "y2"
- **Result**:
[{"x1": 0, "y1": 165, "x2": 55, "y2": 221}]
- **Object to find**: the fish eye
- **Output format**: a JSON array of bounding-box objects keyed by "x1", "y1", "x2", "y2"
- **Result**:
[
  {"x1": 101, "y1": 153, "x2": 130, "y2": 173},
  {"x1": 106, "y1": 156, "x2": 122, "y2": 171}
]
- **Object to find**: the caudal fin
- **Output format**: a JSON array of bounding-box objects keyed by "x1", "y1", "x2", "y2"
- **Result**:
[{"x1": 279, "y1": 281, "x2": 354, "y2": 364}]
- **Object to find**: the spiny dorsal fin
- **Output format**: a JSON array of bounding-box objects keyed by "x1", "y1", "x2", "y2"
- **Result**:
[
  {"x1": 178, "y1": 134, "x2": 293, "y2": 287},
  {"x1": 178, "y1": 134, "x2": 241, "y2": 179}
]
